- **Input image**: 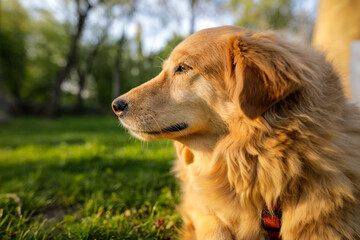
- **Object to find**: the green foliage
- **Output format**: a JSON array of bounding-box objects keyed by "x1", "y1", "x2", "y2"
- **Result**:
[
  {"x1": 91, "y1": 41, "x2": 121, "y2": 107},
  {"x1": 0, "y1": 0, "x2": 185, "y2": 113},
  {"x1": 229, "y1": 0, "x2": 292, "y2": 29},
  {"x1": 0, "y1": 0, "x2": 313, "y2": 115},
  {"x1": 0, "y1": 0, "x2": 28, "y2": 100},
  {"x1": 24, "y1": 10, "x2": 69, "y2": 105},
  {"x1": 0, "y1": 117, "x2": 181, "y2": 239},
  {"x1": 92, "y1": 34, "x2": 184, "y2": 108}
]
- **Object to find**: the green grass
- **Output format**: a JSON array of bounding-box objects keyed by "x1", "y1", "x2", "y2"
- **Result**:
[{"x1": 0, "y1": 117, "x2": 181, "y2": 239}]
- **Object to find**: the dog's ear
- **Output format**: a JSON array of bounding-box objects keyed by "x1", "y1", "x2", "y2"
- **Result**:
[
  {"x1": 239, "y1": 61, "x2": 277, "y2": 119},
  {"x1": 230, "y1": 33, "x2": 300, "y2": 120}
]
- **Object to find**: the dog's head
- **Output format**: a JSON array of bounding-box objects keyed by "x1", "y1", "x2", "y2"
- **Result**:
[{"x1": 112, "y1": 26, "x2": 306, "y2": 144}]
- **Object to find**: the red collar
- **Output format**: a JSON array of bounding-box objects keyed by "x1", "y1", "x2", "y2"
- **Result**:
[{"x1": 262, "y1": 203, "x2": 282, "y2": 240}]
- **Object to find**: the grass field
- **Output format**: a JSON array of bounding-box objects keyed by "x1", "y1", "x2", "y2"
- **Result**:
[{"x1": 0, "y1": 117, "x2": 181, "y2": 239}]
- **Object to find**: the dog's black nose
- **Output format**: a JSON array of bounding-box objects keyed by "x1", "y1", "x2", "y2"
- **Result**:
[{"x1": 112, "y1": 99, "x2": 128, "y2": 116}]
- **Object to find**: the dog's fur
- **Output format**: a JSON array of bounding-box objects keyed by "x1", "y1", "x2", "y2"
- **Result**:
[{"x1": 112, "y1": 26, "x2": 360, "y2": 239}]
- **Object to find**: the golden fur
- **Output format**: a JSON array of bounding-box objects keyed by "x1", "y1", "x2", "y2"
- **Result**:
[{"x1": 112, "y1": 26, "x2": 360, "y2": 239}]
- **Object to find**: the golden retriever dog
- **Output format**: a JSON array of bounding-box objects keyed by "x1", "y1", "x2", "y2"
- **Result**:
[{"x1": 112, "y1": 26, "x2": 360, "y2": 239}]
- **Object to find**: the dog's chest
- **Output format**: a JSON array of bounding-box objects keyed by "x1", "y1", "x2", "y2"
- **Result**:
[{"x1": 179, "y1": 156, "x2": 276, "y2": 240}]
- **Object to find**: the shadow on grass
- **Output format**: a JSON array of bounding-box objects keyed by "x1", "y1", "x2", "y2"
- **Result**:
[
  {"x1": 0, "y1": 152, "x2": 177, "y2": 210},
  {"x1": 0, "y1": 117, "x2": 180, "y2": 239}
]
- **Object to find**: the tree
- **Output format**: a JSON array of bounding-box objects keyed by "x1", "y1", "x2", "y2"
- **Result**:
[
  {"x1": 0, "y1": 0, "x2": 28, "y2": 117},
  {"x1": 188, "y1": 0, "x2": 224, "y2": 34},
  {"x1": 46, "y1": 0, "x2": 95, "y2": 116},
  {"x1": 312, "y1": 0, "x2": 360, "y2": 98},
  {"x1": 112, "y1": 31, "x2": 126, "y2": 99},
  {"x1": 0, "y1": 72, "x2": 9, "y2": 123},
  {"x1": 228, "y1": 0, "x2": 293, "y2": 30},
  {"x1": 92, "y1": 42, "x2": 118, "y2": 108},
  {"x1": 111, "y1": 2, "x2": 136, "y2": 99},
  {"x1": 23, "y1": 10, "x2": 69, "y2": 113},
  {"x1": 0, "y1": 0, "x2": 10, "y2": 123},
  {"x1": 189, "y1": 0, "x2": 197, "y2": 34},
  {"x1": 75, "y1": 30, "x2": 107, "y2": 113}
]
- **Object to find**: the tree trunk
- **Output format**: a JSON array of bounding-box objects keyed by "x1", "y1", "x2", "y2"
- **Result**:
[
  {"x1": 189, "y1": 0, "x2": 197, "y2": 34},
  {"x1": 112, "y1": 50, "x2": 121, "y2": 99},
  {"x1": 46, "y1": 1, "x2": 92, "y2": 116},
  {"x1": 75, "y1": 67, "x2": 86, "y2": 114},
  {"x1": 112, "y1": 34, "x2": 126, "y2": 99},
  {"x1": 47, "y1": 53, "x2": 77, "y2": 116},
  {"x1": 0, "y1": 0, "x2": 11, "y2": 123},
  {"x1": 312, "y1": 0, "x2": 360, "y2": 98},
  {"x1": 74, "y1": 31, "x2": 105, "y2": 114},
  {"x1": 0, "y1": 61, "x2": 11, "y2": 123}
]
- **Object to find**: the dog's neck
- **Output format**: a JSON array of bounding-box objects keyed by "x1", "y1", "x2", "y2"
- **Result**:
[
  {"x1": 174, "y1": 132, "x2": 226, "y2": 174},
  {"x1": 175, "y1": 118, "x2": 283, "y2": 206},
  {"x1": 176, "y1": 132, "x2": 226, "y2": 153}
]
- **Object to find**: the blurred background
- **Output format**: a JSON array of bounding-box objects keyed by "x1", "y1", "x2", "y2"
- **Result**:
[
  {"x1": 0, "y1": 0, "x2": 359, "y2": 239},
  {"x1": 0, "y1": 0, "x2": 359, "y2": 120}
]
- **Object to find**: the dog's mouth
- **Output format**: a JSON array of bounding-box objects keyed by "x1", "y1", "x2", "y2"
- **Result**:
[
  {"x1": 141, "y1": 123, "x2": 188, "y2": 135},
  {"x1": 123, "y1": 122, "x2": 188, "y2": 135}
]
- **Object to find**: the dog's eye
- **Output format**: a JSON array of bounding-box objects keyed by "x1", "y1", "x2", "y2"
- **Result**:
[{"x1": 175, "y1": 63, "x2": 192, "y2": 73}]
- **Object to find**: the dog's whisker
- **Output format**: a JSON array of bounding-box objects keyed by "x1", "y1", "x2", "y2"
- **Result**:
[{"x1": 147, "y1": 113, "x2": 163, "y2": 135}]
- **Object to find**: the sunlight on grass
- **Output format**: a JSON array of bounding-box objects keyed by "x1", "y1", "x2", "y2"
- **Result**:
[{"x1": 0, "y1": 117, "x2": 181, "y2": 239}]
